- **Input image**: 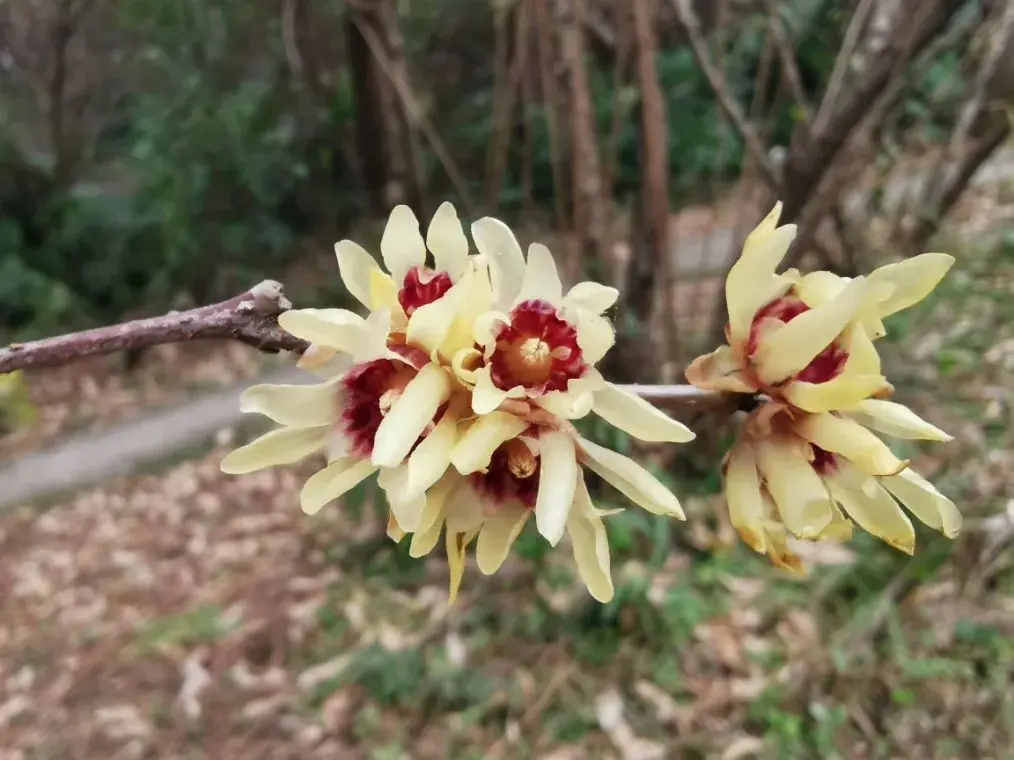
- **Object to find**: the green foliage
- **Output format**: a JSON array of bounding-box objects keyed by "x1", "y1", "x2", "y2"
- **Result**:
[
  {"x1": 0, "y1": 0, "x2": 362, "y2": 335},
  {"x1": 0, "y1": 370, "x2": 37, "y2": 434},
  {"x1": 130, "y1": 604, "x2": 235, "y2": 655}
]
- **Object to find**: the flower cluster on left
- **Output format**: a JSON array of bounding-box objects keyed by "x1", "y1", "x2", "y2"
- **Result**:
[{"x1": 220, "y1": 203, "x2": 695, "y2": 603}]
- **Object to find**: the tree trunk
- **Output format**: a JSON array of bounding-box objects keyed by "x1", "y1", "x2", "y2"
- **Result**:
[
  {"x1": 630, "y1": 0, "x2": 675, "y2": 378},
  {"x1": 346, "y1": 9, "x2": 389, "y2": 213},
  {"x1": 346, "y1": 1, "x2": 423, "y2": 215},
  {"x1": 556, "y1": 0, "x2": 607, "y2": 287}
]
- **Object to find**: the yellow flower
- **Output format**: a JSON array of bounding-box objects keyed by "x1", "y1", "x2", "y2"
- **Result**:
[
  {"x1": 463, "y1": 217, "x2": 695, "y2": 446},
  {"x1": 298, "y1": 202, "x2": 483, "y2": 373},
  {"x1": 389, "y1": 399, "x2": 688, "y2": 603},
  {"x1": 222, "y1": 205, "x2": 697, "y2": 604},
  {"x1": 220, "y1": 308, "x2": 462, "y2": 532},
  {"x1": 687, "y1": 203, "x2": 954, "y2": 413},
  {"x1": 723, "y1": 400, "x2": 961, "y2": 570}
]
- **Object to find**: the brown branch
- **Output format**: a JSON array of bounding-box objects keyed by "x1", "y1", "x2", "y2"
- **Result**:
[
  {"x1": 0, "y1": 281, "x2": 735, "y2": 411},
  {"x1": 809, "y1": 0, "x2": 875, "y2": 137},
  {"x1": 671, "y1": 0, "x2": 779, "y2": 188},
  {"x1": 351, "y1": 9, "x2": 475, "y2": 215},
  {"x1": 765, "y1": 0, "x2": 812, "y2": 123},
  {"x1": 0, "y1": 281, "x2": 308, "y2": 374},
  {"x1": 780, "y1": 0, "x2": 966, "y2": 224},
  {"x1": 894, "y1": 0, "x2": 1014, "y2": 251}
]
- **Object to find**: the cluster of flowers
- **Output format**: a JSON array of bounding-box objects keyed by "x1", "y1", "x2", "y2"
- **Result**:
[{"x1": 221, "y1": 202, "x2": 959, "y2": 601}]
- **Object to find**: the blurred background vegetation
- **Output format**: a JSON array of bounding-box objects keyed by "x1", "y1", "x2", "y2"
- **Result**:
[{"x1": 2, "y1": 0, "x2": 1014, "y2": 757}]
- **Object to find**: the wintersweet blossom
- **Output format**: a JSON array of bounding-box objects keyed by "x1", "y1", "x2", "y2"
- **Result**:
[
  {"x1": 390, "y1": 399, "x2": 690, "y2": 602},
  {"x1": 297, "y1": 202, "x2": 480, "y2": 373},
  {"x1": 221, "y1": 205, "x2": 697, "y2": 604},
  {"x1": 382, "y1": 222, "x2": 696, "y2": 602},
  {"x1": 221, "y1": 203, "x2": 484, "y2": 533},
  {"x1": 464, "y1": 216, "x2": 696, "y2": 446},
  {"x1": 723, "y1": 400, "x2": 960, "y2": 569},
  {"x1": 688, "y1": 201, "x2": 960, "y2": 568},
  {"x1": 686, "y1": 202, "x2": 955, "y2": 413},
  {"x1": 219, "y1": 308, "x2": 460, "y2": 533}
]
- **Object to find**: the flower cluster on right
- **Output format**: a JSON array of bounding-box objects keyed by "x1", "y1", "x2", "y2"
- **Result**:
[{"x1": 687, "y1": 203, "x2": 960, "y2": 571}]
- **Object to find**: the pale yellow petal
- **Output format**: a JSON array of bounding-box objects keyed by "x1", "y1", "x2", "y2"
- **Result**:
[
  {"x1": 843, "y1": 399, "x2": 952, "y2": 442},
  {"x1": 446, "y1": 530, "x2": 475, "y2": 604},
  {"x1": 726, "y1": 203, "x2": 798, "y2": 342},
  {"x1": 471, "y1": 367, "x2": 520, "y2": 414},
  {"x1": 476, "y1": 507, "x2": 530, "y2": 574},
  {"x1": 334, "y1": 239, "x2": 385, "y2": 308},
  {"x1": 881, "y1": 467, "x2": 962, "y2": 538},
  {"x1": 439, "y1": 268, "x2": 494, "y2": 357},
  {"x1": 723, "y1": 443, "x2": 768, "y2": 554},
  {"x1": 409, "y1": 515, "x2": 444, "y2": 557},
  {"x1": 758, "y1": 512, "x2": 806, "y2": 575},
  {"x1": 406, "y1": 286, "x2": 460, "y2": 357},
  {"x1": 278, "y1": 308, "x2": 387, "y2": 361},
  {"x1": 381, "y1": 205, "x2": 427, "y2": 283},
  {"x1": 426, "y1": 201, "x2": 469, "y2": 277},
  {"x1": 536, "y1": 386, "x2": 595, "y2": 419},
  {"x1": 301, "y1": 352, "x2": 356, "y2": 380},
  {"x1": 756, "y1": 276, "x2": 872, "y2": 384},
  {"x1": 239, "y1": 380, "x2": 338, "y2": 427},
  {"x1": 450, "y1": 411, "x2": 529, "y2": 474},
  {"x1": 868, "y1": 252, "x2": 954, "y2": 319},
  {"x1": 415, "y1": 474, "x2": 455, "y2": 536},
  {"x1": 377, "y1": 466, "x2": 426, "y2": 532},
  {"x1": 816, "y1": 500, "x2": 855, "y2": 542},
  {"x1": 794, "y1": 270, "x2": 849, "y2": 307},
  {"x1": 564, "y1": 281, "x2": 619, "y2": 314},
  {"x1": 372, "y1": 364, "x2": 452, "y2": 467},
  {"x1": 826, "y1": 469, "x2": 915, "y2": 554},
  {"x1": 443, "y1": 481, "x2": 486, "y2": 533},
  {"x1": 784, "y1": 374, "x2": 891, "y2": 414},
  {"x1": 754, "y1": 437, "x2": 833, "y2": 539},
  {"x1": 515, "y1": 242, "x2": 564, "y2": 305},
  {"x1": 409, "y1": 478, "x2": 456, "y2": 558},
  {"x1": 403, "y1": 411, "x2": 459, "y2": 499},
  {"x1": 685, "y1": 346, "x2": 756, "y2": 393},
  {"x1": 300, "y1": 457, "x2": 378, "y2": 515},
  {"x1": 368, "y1": 267, "x2": 400, "y2": 311},
  {"x1": 473, "y1": 310, "x2": 511, "y2": 350},
  {"x1": 534, "y1": 431, "x2": 578, "y2": 546},
  {"x1": 795, "y1": 413, "x2": 908, "y2": 477},
  {"x1": 297, "y1": 344, "x2": 337, "y2": 371},
  {"x1": 386, "y1": 513, "x2": 406, "y2": 543},
  {"x1": 220, "y1": 426, "x2": 328, "y2": 474},
  {"x1": 591, "y1": 383, "x2": 696, "y2": 443},
  {"x1": 577, "y1": 437, "x2": 684, "y2": 517},
  {"x1": 574, "y1": 310, "x2": 615, "y2": 364},
  {"x1": 471, "y1": 217, "x2": 526, "y2": 310},
  {"x1": 840, "y1": 321, "x2": 882, "y2": 375},
  {"x1": 451, "y1": 347, "x2": 482, "y2": 384},
  {"x1": 567, "y1": 477, "x2": 614, "y2": 602}
]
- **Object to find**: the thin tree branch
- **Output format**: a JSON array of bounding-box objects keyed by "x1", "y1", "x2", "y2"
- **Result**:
[
  {"x1": 671, "y1": 0, "x2": 779, "y2": 188},
  {"x1": 351, "y1": 9, "x2": 476, "y2": 215},
  {"x1": 765, "y1": 0, "x2": 812, "y2": 122},
  {"x1": 0, "y1": 281, "x2": 308, "y2": 374},
  {"x1": 810, "y1": 0, "x2": 875, "y2": 137},
  {"x1": 0, "y1": 282, "x2": 735, "y2": 410}
]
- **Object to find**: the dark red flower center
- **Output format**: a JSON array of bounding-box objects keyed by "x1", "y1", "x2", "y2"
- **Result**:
[
  {"x1": 488, "y1": 299, "x2": 587, "y2": 394},
  {"x1": 746, "y1": 295, "x2": 848, "y2": 385},
  {"x1": 398, "y1": 266, "x2": 453, "y2": 316},
  {"x1": 338, "y1": 358, "x2": 444, "y2": 457},
  {"x1": 472, "y1": 436, "x2": 541, "y2": 509},
  {"x1": 810, "y1": 444, "x2": 838, "y2": 476}
]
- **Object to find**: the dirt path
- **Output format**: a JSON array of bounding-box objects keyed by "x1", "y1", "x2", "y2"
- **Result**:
[{"x1": 0, "y1": 367, "x2": 306, "y2": 510}]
